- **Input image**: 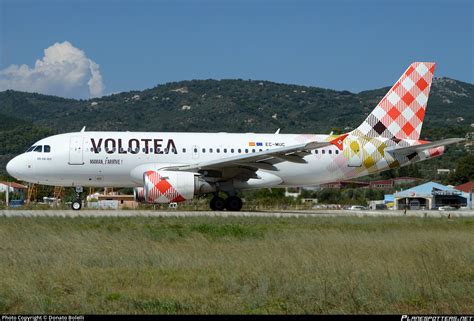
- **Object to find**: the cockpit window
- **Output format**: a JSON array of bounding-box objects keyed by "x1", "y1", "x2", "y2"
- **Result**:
[
  {"x1": 33, "y1": 145, "x2": 43, "y2": 152},
  {"x1": 26, "y1": 146, "x2": 36, "y2": 152},
  {"x1": 44, "y1": 145, "x2": 51, "y2": 153}
]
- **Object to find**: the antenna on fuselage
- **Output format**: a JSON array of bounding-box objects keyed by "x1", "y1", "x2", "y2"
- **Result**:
[
  {"x1": 275, "y1": 128, "x2": 281, "y2": 134},
  {"x1": 80, "y1": 126, "x2": 86, "y2": 133}
]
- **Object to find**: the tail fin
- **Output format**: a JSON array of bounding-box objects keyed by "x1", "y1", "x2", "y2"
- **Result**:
[{"x1": 353, "y1": 62, "x2": 436, "y2": 140}]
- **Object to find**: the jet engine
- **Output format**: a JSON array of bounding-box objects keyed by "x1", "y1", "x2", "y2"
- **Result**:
[{"x1": 141, "y1": 170, "x2": 215, "y2": 204}]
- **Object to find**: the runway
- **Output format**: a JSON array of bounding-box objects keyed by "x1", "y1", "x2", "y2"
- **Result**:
[{"x1": 1, "y1": 209, "x2": 474, "y2": 218}]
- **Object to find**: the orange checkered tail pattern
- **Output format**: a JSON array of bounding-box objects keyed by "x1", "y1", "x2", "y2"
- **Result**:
[{"x1": 352, "y1": 62, "x2": 436, "y2": 140}]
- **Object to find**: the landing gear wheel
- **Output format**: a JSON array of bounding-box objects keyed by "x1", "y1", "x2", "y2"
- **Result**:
[
  {"x1": 225, "y1": 196, "x2": 243, "y2": 211},
  {"x1": 71, "y1": 199, "x2": 82, "y2": 211},
  {"x1": 71, "y1": 186, "x2": 84, "y2": 211},
  {"x1": 210, "y1": 197, "x2": 225, "y2": 211}
]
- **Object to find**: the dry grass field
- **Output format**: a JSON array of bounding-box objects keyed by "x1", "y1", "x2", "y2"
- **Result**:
[{"x1": 0, "y1": 215, "x2": 472, "y2": 314}]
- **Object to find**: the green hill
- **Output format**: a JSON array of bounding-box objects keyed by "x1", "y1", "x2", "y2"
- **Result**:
[{"x1": 0, "y1": 77, "x2": 472, "y2": 177}]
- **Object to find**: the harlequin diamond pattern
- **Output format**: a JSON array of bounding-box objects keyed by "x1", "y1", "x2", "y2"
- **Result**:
[
  {"x1": 144, "y1": 171, "x2": 185, "y2": 203},
  {"x1": 353, "y1": 62, "x2": 435, "y2": 140},
  {"x1": 327, "y1": 136, "x2": 431, "y2": 182},
  {"x1": 388, "y1": 107, "x2": 401, "y2": 120}
]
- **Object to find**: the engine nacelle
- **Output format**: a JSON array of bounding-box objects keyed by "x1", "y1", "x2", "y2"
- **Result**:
[{"x1": 142, "y1": 170, "x2": 215, "y2": 204}]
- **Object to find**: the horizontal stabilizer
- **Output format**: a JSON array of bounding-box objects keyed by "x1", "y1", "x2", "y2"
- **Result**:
[{"x1": 386, "y1": 138, "x2": 465, "y2": 157}]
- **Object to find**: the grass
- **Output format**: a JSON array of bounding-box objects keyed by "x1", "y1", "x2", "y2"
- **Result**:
[{"x1": 0, "y1": 216, "x2": 472, "y2": 314}]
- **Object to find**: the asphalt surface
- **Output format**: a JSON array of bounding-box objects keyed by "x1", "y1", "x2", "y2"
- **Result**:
[{"x1": 1, "y1": 209, "x2": 474, "y2": 218}]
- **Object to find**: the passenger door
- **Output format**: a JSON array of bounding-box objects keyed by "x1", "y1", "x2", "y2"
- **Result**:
[{"x1": 69, "y1": 136, "x2": 84, "y2": 165}]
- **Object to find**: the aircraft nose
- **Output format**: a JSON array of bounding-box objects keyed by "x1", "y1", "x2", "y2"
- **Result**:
[{"x1": 6, "y1": 157, "x2": 20, "y2": 178}]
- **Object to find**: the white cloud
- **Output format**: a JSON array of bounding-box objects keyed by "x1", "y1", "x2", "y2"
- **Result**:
[{"x1": 0, "y1": 41, "x2": 105, "y2": 98}]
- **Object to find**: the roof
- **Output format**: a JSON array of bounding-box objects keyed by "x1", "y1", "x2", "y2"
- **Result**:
[
  {"x1": 455, "y1": 181, "x2": 474, "y2": 193},
  {"x1": 394, "y1": 181, "x2": 461, "y2": 198},
  {"x1": 392, "y1": 177, "x2": 423, "y2": 181},
  {"x1": 0, "y1": 181, "x2": 28, "y2": 189},
  {"x1": 370, "y1": 180, "x2": 393, "y2": 185}
]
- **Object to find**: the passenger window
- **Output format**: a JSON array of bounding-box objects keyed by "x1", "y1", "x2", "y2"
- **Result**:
[
  {"x1": 34, "y1": 145, "x2": 42, "y2": 152},
  {"x1": 315, "y1": 150, "x2": 318, "y2": 154},
  {"x1": 202, "y1": 148, "x2": 206, "y2": 153},
  {"x1": 217, "y1": 148, "x2": 220, "y2": 153},
  {"x1": 231, "y1": 149, "x2": 234, "y2": 153},
  {"x1": 224, "y1": 149, "x2": 227, "y2": 153},
  {"x1": 44, "y1": 145, "x2": 51, "y2": 153},
  {"x1": 194, "y1": 148, "x2": 198, "y2": 153},
  {"x1": 259, "y1": 149, "x2": 262, "y2": 152},
  {"x1": 238, "y1": 149, "x2": 241, "y2": 153},
  {"x1": 322, "y1": 150, "x2": 325, "y2": 154},
  {"x1": 182, "y1": 148, "x2": 186, "y2": 153},
  {"x1": 209, "y1": 148, "x2": 213, "y2": 153},
  {"x1": 245, "y1": 149, "x2": 248, "y2": 153},
  {"x1": 329, "y1": 150, "x2": 332, "y2": 154},
  {"x1": 252, "y1": 149, "x2": 255, "y2": 153},
  {"x1": 336, "y1": 150, "x2": 339, "y2": 154}
]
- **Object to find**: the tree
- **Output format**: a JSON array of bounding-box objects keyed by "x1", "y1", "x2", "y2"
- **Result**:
[
  {"x1": 448, "y1": 153, "x2": 474, "y2": 185},
  {"x1": 398, "y1": 165, "x2": 410, "y2": 177},
  {"x1": 380, "y1": 169, "x2": 397, "y2": 179},
  {"x1": 408, "y1": 163, "x2": 422, "y2": 178}
]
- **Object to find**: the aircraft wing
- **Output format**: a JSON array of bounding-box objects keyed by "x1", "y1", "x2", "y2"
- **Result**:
[
  {"x1": 385, "y1": 138, "x2": 465, "y2": 157},
  {"x1": 166, "y1": 140, "x2": 332, "y2": 173}
]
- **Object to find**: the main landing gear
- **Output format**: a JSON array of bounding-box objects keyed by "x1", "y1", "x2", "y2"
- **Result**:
[
  {"x1": 210, "y1": 195, "x2": 243, "y2": 211},
  {"x1": 71, "y1": 186, "x2": 83, "y2": 211}
]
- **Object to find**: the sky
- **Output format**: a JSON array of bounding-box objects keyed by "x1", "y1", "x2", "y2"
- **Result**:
[{"x1": 0, "y1": 0, "x2": 473, "y2": 99}]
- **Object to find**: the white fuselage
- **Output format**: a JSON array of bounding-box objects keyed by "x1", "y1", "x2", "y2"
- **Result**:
[
  {"x1": 7, "y1": 131, "x2": 353, "y2": 188},
  {"x1": 6, "y1": 130, "x2": 438, "y2": 190}
]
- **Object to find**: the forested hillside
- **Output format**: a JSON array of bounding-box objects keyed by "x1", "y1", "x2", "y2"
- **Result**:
[{"x1": 1, "y1": 77, "x2": 472, "y2": 177}]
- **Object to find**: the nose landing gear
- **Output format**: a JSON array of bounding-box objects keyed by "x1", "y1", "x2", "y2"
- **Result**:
[{"x1": 71, "y1": 186, "x2": 83, "y2": 211}]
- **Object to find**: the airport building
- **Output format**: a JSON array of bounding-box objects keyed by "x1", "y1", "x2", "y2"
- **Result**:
[
  {"x1": 393, "y1": 182, "x2": 471, "y2": 210},
  {"x1": 320, "y1": 177, "x2": 423, "y2": 190},
  {"x1": 455, "y1": 181, "x2": 474, "y2": 194},
  {"x1": 0, "y1": 181, "x2": 28, "y2": 193},
  {"x1": 87, "y1": 192, "x2": 138, "y2": 209}
]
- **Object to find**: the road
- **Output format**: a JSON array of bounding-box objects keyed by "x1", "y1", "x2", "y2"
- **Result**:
[{"x1": 1, "y1": 209, "x2": 474, "y2": 218}]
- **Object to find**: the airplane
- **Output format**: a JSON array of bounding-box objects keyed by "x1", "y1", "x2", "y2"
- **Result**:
[{"x1": 6, "y1": 62, "x2": 465, "y2": 211}]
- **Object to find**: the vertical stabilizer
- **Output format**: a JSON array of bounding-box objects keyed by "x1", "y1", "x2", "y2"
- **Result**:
[{"x1": 353, "y1": 62, "x2": 436, "y2": 140}]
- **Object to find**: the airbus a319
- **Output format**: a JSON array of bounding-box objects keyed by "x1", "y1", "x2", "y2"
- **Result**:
[{"x1": 6, "y1": 62, "x2": 464, "y2": 211}]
